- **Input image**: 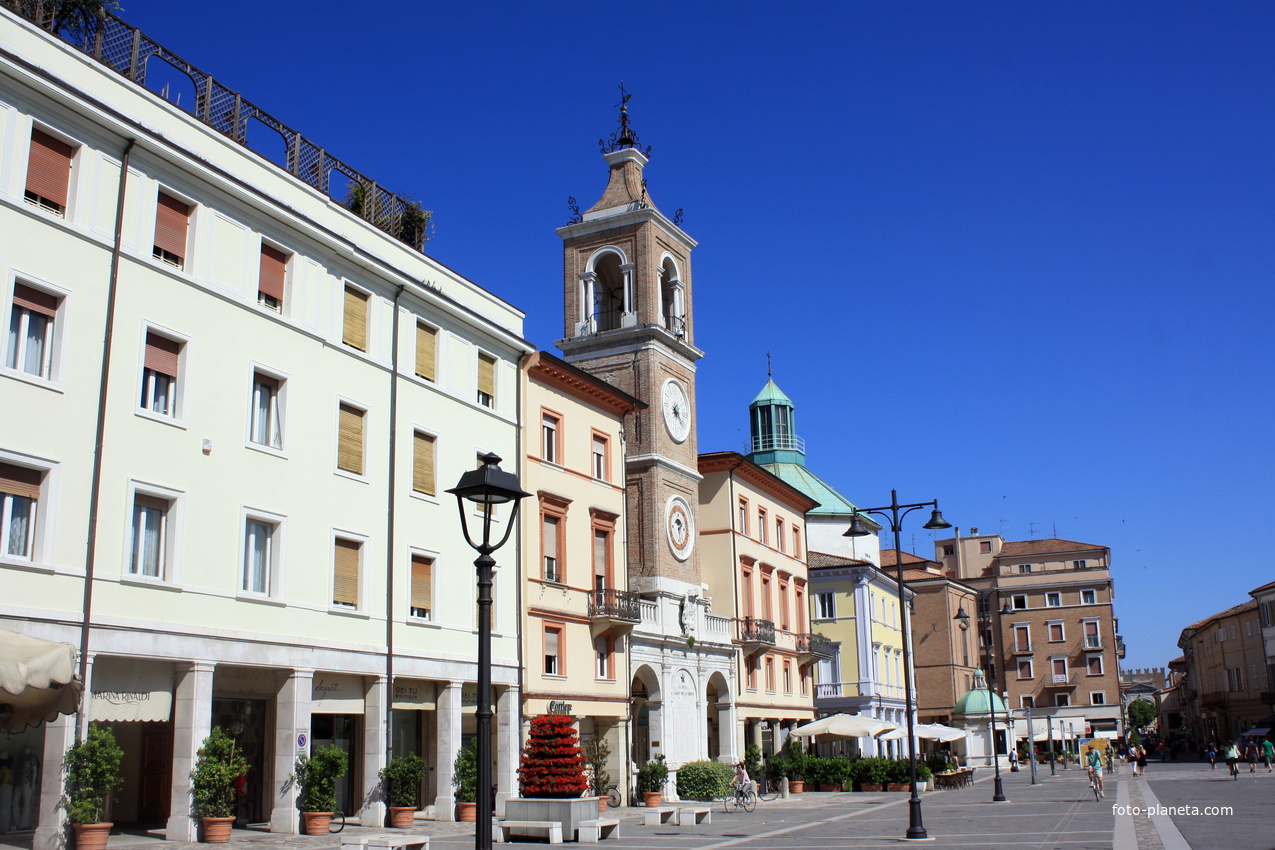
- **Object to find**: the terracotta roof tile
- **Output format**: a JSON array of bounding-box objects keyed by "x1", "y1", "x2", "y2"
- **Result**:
[
  {"x1": 1249, "y1": 579, "x2": 1275, "y2": 595},
  {"x1": 1182, "y1": 598, "x2": 1259, "y2": 632},
  {"x1": 997, "y1": 538, "x2": 1107, "y2": 557},
  {"x1": 807, "y1": 550, "x2": 874, "y2": 569},
  {"x1": 879, "y1": 549, "x2": 933, "y2": 568}
]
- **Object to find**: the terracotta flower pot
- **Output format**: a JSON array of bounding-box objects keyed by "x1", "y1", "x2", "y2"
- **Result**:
[
  {"x1": 818, "y1": 783, "x2": 838, "y2": 792},
  {"x1": 887, "y1": 783, "x2": 909, "y2": 792},
  {"x1": 200, "y1": 816, "x2": 235, "y2": 843},
  {"x1": 643, "y1": 791, "x2": 662, "y2": 808},
  {"x1": 598, "y1": 797, "x2": 608, "y2": 815},
  {"x1": 301, "y1": 812, "x2": 332, "y2": 835},
  {"x1": 789, "y1": 781, "x2": 805, "y2": 794},
  {"x1": 73, "y1": 822, "x2": 112, "y2": 850},
  {"x1": 457, "y1": 801, "x2": 477, "y2": 822},
  {"x1": 389, "y1": 806, "x2": 416, "y2": 829},
  {"x1": 860, "y1": 783, "x2": 883, "y2": 792}
]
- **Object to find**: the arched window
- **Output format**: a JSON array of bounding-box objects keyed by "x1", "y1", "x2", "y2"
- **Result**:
[
  {"x1": 594, "y1": 252, "x2": 625, "y2": 332},
  {"x1": 659, "y1": 257, "x2": 684, "y2": 336}
]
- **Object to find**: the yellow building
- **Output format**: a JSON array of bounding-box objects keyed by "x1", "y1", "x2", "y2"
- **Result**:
[{"x1": 520, "y1": 352, "x2": 642, "y2": 797}]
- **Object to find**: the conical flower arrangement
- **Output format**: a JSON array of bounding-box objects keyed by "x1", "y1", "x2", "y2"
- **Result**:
[{"x1": 517, "y1": 714, "x2": 588, "y2": 798}]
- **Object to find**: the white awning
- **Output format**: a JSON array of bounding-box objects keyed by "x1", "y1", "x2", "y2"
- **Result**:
[
  {"x1": 0, "y1": 626, "x2": 81, "y2": 732},
  {"x1": 1241, "y1": 727, "x2": 1270, "y2": 738},
  {"x1": 90, "y1": 658, "x2": 173, "y2": 723},
  {"x1": 790, "y1": 713, "x2": 898, "y2": 739}
]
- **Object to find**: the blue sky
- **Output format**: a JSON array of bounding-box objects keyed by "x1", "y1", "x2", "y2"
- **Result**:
[{"x1": 109, "y1": 1, "x2": 1274, "y2": 671}]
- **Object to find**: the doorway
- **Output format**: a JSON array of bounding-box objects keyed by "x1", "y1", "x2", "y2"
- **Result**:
[
  {"x1": 211, "y1": 697, "x2": 270, "y2": 825},
  {"x1": 312, "y1": 714, "x2": 360, "y2": 815}
]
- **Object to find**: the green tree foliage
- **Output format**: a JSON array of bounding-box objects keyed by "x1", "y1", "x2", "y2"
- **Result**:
[
  {"x1": 379, "y1": 754, "x2": 426, "y2": 809},
  {"x1": 452, "y1": 740, "x2": 479, "y2": 803},
  {"x1": 191, "y1": 727, "x2": 249, "y2": 819},
  {"x1": 636, "y1": 754, "x2": 668, "y2": 793},
  {"x1": 675, "y1": 761, "x2": 733, "y2": 800},
  {"x1": 63, "y1": 724, "x2": 124, "y2": 824},
  {"x1": 582, "y1": 736, "x2": 611, "y2": 796},
  {"x1": 1127, "y1": 699, "x2": 1156, "y2": 730},
  {"x1": 293, "y1": 745, "x2": 348, "y2": 813}
]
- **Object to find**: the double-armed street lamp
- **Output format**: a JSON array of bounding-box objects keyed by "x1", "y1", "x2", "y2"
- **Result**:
[
  {"x1": 845, "y1": 490, "x2": 950, "y2": 841},
  {"x1": 447, "y1": 453, "x2": 529, "y2": 850},
  {"x1": 954, "y1": 593, "x2": 1012, "y2": 802}
]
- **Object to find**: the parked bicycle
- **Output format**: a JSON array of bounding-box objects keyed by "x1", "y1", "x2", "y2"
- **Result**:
[
  {"x1": 328, "y1": 810, "x2": 346, "y2": 834},
  {"x1": 605, "y1": 784, "x2": 622, "y2": 808}
]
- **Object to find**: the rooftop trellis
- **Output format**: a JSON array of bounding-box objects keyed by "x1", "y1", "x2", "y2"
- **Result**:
[{"x1": 2, "y1": 0, "x2": 429, "y2": 250}]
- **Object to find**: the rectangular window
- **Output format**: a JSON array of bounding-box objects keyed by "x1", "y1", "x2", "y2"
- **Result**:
[
  {"x1": 1012, "y1": 594, "x2": 1027, "y2": 610},
  {"x1": 592, "y1": 434, "x2": 608, "y2": 480},
  {"x1": 1084, "y1": 621, "x2": 1100, "y2": 648},
  {"x1": 1014, "y1": 625, "x2": 1031, "y2": 652},
  {"x1": 342, "y1": 285, "x2": 369, "y2": 351},
  {"x1": 140, "y1": 332, "x2": 182, "y2": 418},
  {"x1": 1235, "y1": 667, "x2": 1244, "y2": 690},
  {"x1": 793, "y1": 526, "x2": 802, "y2": 559},
  {"x1": 1048, "y1": 622, "x2": 1064, "y2": 642},
  {"x1": 1017, "y1": 659, "x2": 1033, "y2": 679},
  {"x1": 738, "y1": 498, "x2": 748, "y2": 534},
  {"x1": 542, "y1": 515, "x2": 561, "y2": 583},
  {"x1": 1018, "y1": 563, "x2": 1033, "y2": 574},
  {"x1": 593, "y1": 527, "x2": 610, "y2": 591},
  {"x1": 765, "y1": 656, "x2": 775, "y2": 692},
  {"x1": 412, "y1": 431, "x2": 436, "y2": 496},
  {"x1": 746, "y1": 653, "x2": 757, "y2": 690},
  {"x1": 1051, "y1": 657, "x2": 1068, "y2": 681},
  {"x1": 758, "y1": 508, "x2": 767, "y2": 544},
  {"x1": 26, "y1": 128, "x2": 73, "y2": 216},
  {"x1": 1055, "y1": 693, "x2": 1070, "y2": 707},
  {"x1": 153, "y1": 192, "x2": 190, "y2": 269},
  {"x1": 800, "y1": 663, "x2": 809, "y2": 695},
  {"x1": 6, "y1": 283, "x2": 59, "y2": 379},
  {"x1": 243, "y1": 518, "x2": 276, "y2": 594},
  {"x1": 337, "y1": 403, "x2": 365, "y2": 475},
  {"x1": 595, "y1": 634, "x2": 613, "y2": 679},
  {"x1": 761, "y1": 573, "x2": 772, "y2": 620},
  {"x1": 816, "y1": 592, "x2": 836, "y2": 620},
  {"x1": 1073, "y1": 560, "x2": 1087, "y2": 570},
  {"x1": 544, "y1": 625, "x2": 562, "y2": 675},
  {"x1": 775, "y1": 518, "x2": 785, "y2": 553},
  {"x1": 0, "y1": 462, "x2": 42, "y2": 559},
  {"x1": 795, "y1": 586, "x2": 806, "y2": 632},
  {"x1": 410, "y1": 554, "x2": 433, "y2": 619},
  {"x1": 541, "y1": 413, "x2": 559, "y2": 464},
  {"x1": 1045, "y1": 592, "x2": 1061, "y2": 607},
  {"x1": 783, "y1": 660, "x2": 792, "y2": 694},
  {"x1": 129, "y1": 493, "x2": 170, "y2": 578},
  {"x1": 943, "y1": 545, "x2": 955, "y2": 556},
  {"x1": 1081, "y1": 589, "x2": 1096, "y2": 605},
  {"x1": 1021, "y1": 695, "x2": 1035, "y2": 709},
  {"x1": 477, "y1": 353, "x2": 496, "y2": 407},
  {"x1": 258, "y1": 244, "x2": 288, "y2": 311},
  {"x1": 980, "y1": 541, "x2": 992, "y2": 553},
  {"x1": 332, "y1": 537, "x2": 361, "y2": 608},
  {"x1": 1087, "y1": 655, "x2": 1103, "y2": 676},
  {"x1": 778, "y1": 579, "x2": 789, "y2": 631},
  {"x1": 1090, "y1": 691, "x2": 1106, "y2": 705},
  {"x1": 415, "y1": 322, "x2": 436, "y2": 381},
  {"x1": 250, "y1": 372, "x2": 283, "y2": 449}
]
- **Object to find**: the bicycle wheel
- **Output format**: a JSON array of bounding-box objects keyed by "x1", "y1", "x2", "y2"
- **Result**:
[
  {"x1": 607, "y1": 787, "x2": 621, "y2": 808},
  {"x1": 724, "y1": 793, "x2": 738, "y2": 813},
  {"x1": 742, "y1": 790, "x2": 756, "y2": 812},
  {"x1": 329, "y1": 810, "x2": 345, "y2": 834},
  {"x1": 1092, "y1": 780, "x2": 1100, "y2": 802}
]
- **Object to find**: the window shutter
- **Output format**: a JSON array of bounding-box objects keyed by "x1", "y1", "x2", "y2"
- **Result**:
[
  {"x1": 478, "y1": 353, "x2": 495, "y2": 396},
  {"x1": 343, "y1": 286, "x2": 368, "y2": 350},
  {"x1": 337, "y1": 403, "x2": 364, "y2": 474},
  {"x1": 543, "y1": 516, "x2": 558, "y2": 572},
  {"x1": 26, "y1": 129, "x2": 73, "y2": 207},
  {"x1": 0, "y1": 462, "x2": 42, "y2": 500},
  {"x1": 133, "y1": 493, "x2": 169, "y2": 512},
  {"x1": 415, "y1": 323, "x2": 436, "y2": 381},
  {"x1": 411, "y1": 554, "x2": 432, "y2": 613},
  {"x1": 413, "y1": 432, "x2": 436, "y2": 495},
  {"x1": 593, "y1": 529, "x2": 607, "y2": 582},
  {"x1": 12, "y1": 283, "x2": 58, "y2": 317},
  {"x1": 333, "y1": 539, "x2": 360, "y2": 607},
  {"x1": 144, "y1": 333, "x2": 181, "y2": 376},
  {"x1": 258, "y1": 245, "x2": 287, "y2": 302},
  {"x1": 254, "y1": 373, "x2": 279, "y2": 393},
  {"x1": 154, "y1": 193, "x2": 190, "y2": 258},
  {"x1": 545, "y1": 628, "x2": 559, "y2": 657}
]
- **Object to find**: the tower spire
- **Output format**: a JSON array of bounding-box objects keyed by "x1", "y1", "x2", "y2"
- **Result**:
[{"x1": 600, "y1": 83, "x2": 652, "y2": 157}]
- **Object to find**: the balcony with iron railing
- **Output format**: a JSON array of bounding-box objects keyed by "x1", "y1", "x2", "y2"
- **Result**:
[
  {"x1": 1044, "y1": 672, "x2": 1078, "y2": 688},
  {"x1": 750, "y1": 433, "x2": 806, "y2": 454},
  {"x1": 587, "y1": 588, "x2": 641, "y2": 630},
  {"x1": 738, "y1": 616, "x2": 776, "y2": 651},
  {"x1": 796, "y1": 632, "x2": 835, "y2": 660},
  {"x1": 1084, "y1": 635, "x2": 1103, "y2": 650}
]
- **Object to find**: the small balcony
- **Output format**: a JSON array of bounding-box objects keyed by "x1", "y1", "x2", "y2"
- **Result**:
[
  {"x1": 1012, "y1": 645, "x2": 1034, "y2": 656},
  {"x1": 1115, "y1": 635, "x2": 1126, "y2": 659},
  {"x1": 738, "y1": 616, "x2": 776, "y2": 653},
  {"x1": 587, "y1": 588, "x2": 641, "y2": 632},
  {"x1": 1084, "y1": 635, "x2": 1103, "y2": 650},
  {"x1": 797, "y1": 632, "x2": 835, "y2": 661},
  {"x1": 1044, "y1": 672, "x2": 1078, "y2": 688}
]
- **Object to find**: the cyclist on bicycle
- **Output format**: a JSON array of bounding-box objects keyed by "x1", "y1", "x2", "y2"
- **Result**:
[
  {"x1": 733, "y1": 762, "x2": 752, "y2": 803},
  {"x1": 1085, "y1": 745, "x2": 1104, "y2": 798}
]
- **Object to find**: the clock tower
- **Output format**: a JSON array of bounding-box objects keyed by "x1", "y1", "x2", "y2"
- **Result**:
[{"x1": 556, "y1": 110, "x2": 703, "y2": 595}]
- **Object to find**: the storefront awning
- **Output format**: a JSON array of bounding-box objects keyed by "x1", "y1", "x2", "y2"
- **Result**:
[
  {"x1": 90, "y1": 658, "x2": 173, "y2": 722},
  {"x1": 0, "y1": 626, "x2": 81, "y2": 732}
]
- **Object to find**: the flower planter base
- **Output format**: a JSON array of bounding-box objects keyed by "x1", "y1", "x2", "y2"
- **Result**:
[
  {"x1": 886, "y1": 783, "x2": 910, "y2": 792},
  {"x1": 860, "y1": 784, "x2": 883, "y2": 792},
  {"x1": 73, "y1": 823, "x2": 112, "y2": 850},
  {"x1": 506, "y1": 798, "x2": 599, "y2": 840},
  {"x1": 788, "y1": 781, "x2": 805, "y2": 794},
  {"x1": 643, "y1": 792, "x2": 662, "y2": 808},
  {"x1": 389, "y1": 807, "x2": 416, "y2": 829},
  {"x1": 301, "y1": 812, "x2": 333, "y2": 836},
  {"x1": 457, "y1": 802, "x2": 477, "y2": 823},
  {"x1": 200, "y1": 816, "x2": 234, "y2": 843},
  {"x1": 818, "y1": 783, "x2": 839, "y2": 792}
]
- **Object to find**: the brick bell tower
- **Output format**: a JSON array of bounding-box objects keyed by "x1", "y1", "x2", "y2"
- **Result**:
[{"x1": 556, "y1": 95, "x2": 703, "y2": 596}]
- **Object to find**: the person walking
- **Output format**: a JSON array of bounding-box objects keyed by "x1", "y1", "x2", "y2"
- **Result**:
[
  {"x1": 1261, "y1": 737, "x2": 1274, "y2": 772},
  {"x1": 1245, "y1": 741, "x2": 1258, "y2": 773},
  {"x1": 1224, "y1": 741, "x2": 1240, "y2": 779},
  {"x1": 1135, "y1": 745, "x2": 1147, "y2": 776}
]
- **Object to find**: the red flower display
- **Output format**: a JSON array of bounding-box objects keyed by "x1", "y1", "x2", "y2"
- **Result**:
[{"x1": 517, "y1": 715, "x2": 588, "y2": 798}]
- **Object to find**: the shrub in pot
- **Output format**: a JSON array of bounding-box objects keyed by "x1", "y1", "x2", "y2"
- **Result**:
[
  {"x1": 583, "y1": 736, "x2": 611, "y2": 813},
  {"x1": 453, "y1": 739, "x2": 479, "y2": 822},
  {"x1": 191, "y1": 727, "x2": 249, "y2": 842},
  {"x1": 854, "y1": 757, "x2": 888, "y2": 791},
  {"x1": 743, "y1": 744, "x2": 762, "y2": 785},
  {"x1": 783, "y1": 744, "x2": 808, "y2": 792},
  {"x1": 293, "y1": 745, "x2": 348, "y2": 835},
  {"x1": 64, "y1": 724, "x2": 124, "y2": 850},
  {"x1": 516, "y1": 715, "x2": 587, "y2": 798},
  {"x1": 379, "y1": 753, "x2": 426, "y2": 828},
  {"x1": 636, "y1": 755, "x2": 668, "y2": 807},
  {"x1": 675, "y1": 760, "x2": 732, "y2": 800}
]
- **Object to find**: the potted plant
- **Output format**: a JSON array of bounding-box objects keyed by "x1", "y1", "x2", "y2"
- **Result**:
[
  {"x1": 636, "y1": 755, "x2": 667, "y2": 807},
  {"x1": 784, "y1": 745, "x2": 807, "y2": 793},
  {"x1": 63, "y1": 724, "x2": 124, "y2": 850},
  {"x1": 191, "y1": 727, "x2": 249, "y2": 842},
  {"x1": 517, "y1": 715, "x2": 587, "y2": 800},
  {"x1": 743, "y1": 744, "x2": 762, "y2": 788},
  {"x1": 293, "y1": 745, "x2": 348, "y2": 835},
  {"x1": 582, "y1": 737, "x2": 612, "y2": 814},
  {"x1": 885, "y1": 758, "x2": 910, "y2": 792},
  {"x1": 452, "y1": 739, "x2": 479, "y2": 822},
  {"x1": 855, "y1": 757, "x2": 887, "y2": 792},
  {"x1": 379, "y1": 753, "x2": 426, "y2": 828}
]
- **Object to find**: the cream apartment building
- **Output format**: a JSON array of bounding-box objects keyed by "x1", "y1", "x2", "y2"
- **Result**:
[
  {"x1": 1177, "y1": 599, "x2": 1268, "y2": 744},
  {"x1": 520, "y1": 351, "x2": 641, "y2": 799},
  {"x1": 0, "y1": 6, "x2": 530, "y2": 843}
]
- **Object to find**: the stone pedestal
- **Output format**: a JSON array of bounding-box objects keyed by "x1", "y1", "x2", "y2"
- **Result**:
[{"x1": 504, "y1": 798, "x2": 601, "y2": 842}]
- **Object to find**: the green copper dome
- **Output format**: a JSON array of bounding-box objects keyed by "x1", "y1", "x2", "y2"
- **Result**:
[
  {"x1": 750, "y1": 378, "x2": 793, "y2": 410},
  {"x1": 952, "y1": 670, "x2": 1008, "y2": 718}
]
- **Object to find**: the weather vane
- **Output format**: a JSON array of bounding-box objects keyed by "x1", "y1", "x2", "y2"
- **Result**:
[
  {"x1": 600, "y1": 83, "x2": 653, "y2": 157},
  {"x1": 767, "y1": 351, "x2": 773, "y2": 378}
]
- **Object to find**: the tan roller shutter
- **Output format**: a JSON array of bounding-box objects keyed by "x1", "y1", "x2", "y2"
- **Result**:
[
  {"x1": 337, "y1": 403, "x2": 364, "y2": 474},
  {"x1": 144, "y1": 333, "x2": 181, "y2": 377},
  {"x1": 154, "y1": 193, "x2": 190, "y2": 259},
  {"x1": 343, "y1": 286, "x2": 368, "y2": 350},
  {"x1": 12, "y1": 283, "x2": 58, "y2": 317},
  {"x1": 415, "y1": 322, "x2": 436, "y2": 381},
  {"x1": 258, "y1": 245, "x2": 287, "y2": 303},
  {"x1": 333, "y1": 539, "x2": 360, "y2": 607},
  {"x1": 411, "y1": 555, "x2": 432, "y2": 616},
  {"x1": 412, "y1": 431, "x2": 435, "y2": 495},
  {"x1": 0, "y1": 462, "x2": 42, "y2": 500},
  {"x1": 26, "y1": 129, "x2": 73, "y2": 208},
  {"x1": 478, "y1": 353, "x2": 495, "y2": 398}
]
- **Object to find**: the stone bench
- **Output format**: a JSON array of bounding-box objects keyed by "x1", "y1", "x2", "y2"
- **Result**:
[
  {"x1": 677, "y1": 806, "x2": 712, "y2": 826},
  {"x1": 495, "y1": 820, "x2": 563, "y2": 844},
  {"x1": 643, "y1": 806, "x2": 679, "y2": 827},
  {"x1": 342, "y1": 836, "x2": 429, "y2": 850},
  {"x1": 577, "y1": 818, "x2": 620, "y2": 843}
]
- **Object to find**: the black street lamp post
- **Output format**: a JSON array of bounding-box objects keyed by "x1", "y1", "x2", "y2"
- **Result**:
[
  {"x1": 954, "y1": 593, "x2": 1012, "y2": 803},
  {"x1": 447, "y1": 453, "x2": 529, "y2": 850},
  {"x1": 845, "y1": 490, "x2": 950, "y2": 841}
]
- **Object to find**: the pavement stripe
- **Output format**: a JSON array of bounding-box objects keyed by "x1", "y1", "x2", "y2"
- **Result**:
[
  {"x1": 1134, "y1": 779, "x2": 1191, "y2": 850},
  {"x1": 1113, "y1": 777, "x2": 1138, "y2": 850}
]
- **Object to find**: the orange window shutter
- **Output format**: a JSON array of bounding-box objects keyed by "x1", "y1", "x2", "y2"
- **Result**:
[
  {"x1": 144, "y1": 333, "x2": 181, "y2": 376},
  {"x1": 26, "y1": 129, "x2": 73, "y2": 207},
  {"x1": 333, "y1": 539, "x2": 360, "y2": 607},
  {"x1": 411, "y1": 555, "x2": 432, "y2": 612},
  {"x1": 12, "y1": 283, "x2": 58, "y2": 317},
  {"x1": 0, "y1": 462, "x2": 42, "y2": 500},
  {"x1": 258, "y1": 245, "x2": 287, "y2": 302},
  {"x1": 343, "y1": 286, "x2": 369, "y2": 350},
  {"x1": 154, "y1": 193, "x2": 190, "y2": 257},
  {"x1": 337, "y1": 404, "x2": 364, "y2": 474},
  {"x1": 413, "y1": 432, "x2": 436, "y2": 495}
]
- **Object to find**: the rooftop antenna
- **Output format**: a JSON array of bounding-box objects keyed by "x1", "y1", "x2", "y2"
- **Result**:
[
  {"x1": 1028, "y1": 522, "x2": 1039, "y2": 540},
  {"x1": 1053, "y1": 522, "x2": 1058, "y2": 537},
  {"x1": 999, "y1": 518, "x2": 1010, "y2": 538},
  {"x1": 767, "y1": 351, "x2": 773, "y2": 378}
]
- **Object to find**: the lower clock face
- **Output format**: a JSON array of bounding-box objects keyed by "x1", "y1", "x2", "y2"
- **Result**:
[{"x1": 665, "y1": 496, "x2": 695, "y2": 561}]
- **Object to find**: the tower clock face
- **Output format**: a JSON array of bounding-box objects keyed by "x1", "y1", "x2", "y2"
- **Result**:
[
  {"x1": 665, "y1": 496, "x2": 695, "y2": 561},
  {"x1": 661, "y1": 378, "x2": 692, "y2": 443}
]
